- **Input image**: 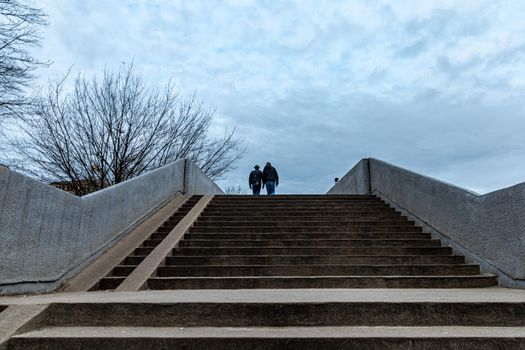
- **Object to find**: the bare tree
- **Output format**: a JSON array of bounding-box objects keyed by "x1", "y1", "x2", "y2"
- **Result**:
[
  {"x1": 224, "y1": 185, "x2": 248, "y2": 195},
  {"x1": 0, "y1": 0, "x2": 47, "y2": 120},
  {"x1": 10, "y1": 64, "x2": 245, "y2": 195}
]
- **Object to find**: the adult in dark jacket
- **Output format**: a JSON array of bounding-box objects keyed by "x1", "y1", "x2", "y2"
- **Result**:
[
  {"x1": 262, "y1": 162, "x2": 279, "y2": 195},
  {"x1": 248, "y1": 165, "x2": 263, "y2": 195}
]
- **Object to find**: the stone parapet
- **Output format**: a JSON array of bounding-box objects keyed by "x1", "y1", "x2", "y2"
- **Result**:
[
  {"x1": 0, "y1": 159, "x2": 223, "y2": 294},
  {"x1": 328, "y1": 158, "x2": 525, "y2": 288}
]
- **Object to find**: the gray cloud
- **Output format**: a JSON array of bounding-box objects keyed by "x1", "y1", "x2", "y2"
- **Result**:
[{"x1": 25, "y1": 0, "x2": 525, "y2": 194}]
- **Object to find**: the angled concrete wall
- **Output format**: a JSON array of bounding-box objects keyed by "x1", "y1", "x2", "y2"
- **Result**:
[
  {"x1": 328, "y1": 158, "x2": 525, "y2": 288},
  {"x1": 330, "y1": 159, "x2": 370, "y2": 195},
  {"x1": 0, "y1": 159, "x2": 223, "y2": 294}
]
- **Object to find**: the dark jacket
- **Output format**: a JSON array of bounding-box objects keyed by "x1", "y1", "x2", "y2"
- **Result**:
[
  {"x1": 262, "y1": 165, "x2": 279, "y2": 185},
  {"x1": 249, "y1": 169, "x2": 262, "y2": 186}
]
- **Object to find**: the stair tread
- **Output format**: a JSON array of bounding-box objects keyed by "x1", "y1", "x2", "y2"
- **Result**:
[
  {"x1": 147, "y1": 264, "x2": 482, "y2": 268},
  {"x1": 149, "y1": 274, "x2": 496, "y2": 279},
  {"x1": 181, "y1": 239, "x2": 434, "y2": 242},
  {"x1": 165, "y1": 254, "x2": 461, "y2": 258},
  {"x1": 13, "y1": 326, "x2": 525, "y2": 339},
  {"x1": 4, "y1": 288, "x2": 524, "y2": 304}
]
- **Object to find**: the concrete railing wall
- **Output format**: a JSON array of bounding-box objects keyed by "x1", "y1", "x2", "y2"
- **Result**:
[
  {"x1": 328, "y1": 158, "x2": 525, "y2": 288},
  {"x1": 0, "y1": 159, "x2": 223, "y2": 294}
]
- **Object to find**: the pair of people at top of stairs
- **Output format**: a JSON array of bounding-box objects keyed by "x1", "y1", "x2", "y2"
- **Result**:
[{"x1": 248, "y1": 162, "x2": 279, "y2": 196}]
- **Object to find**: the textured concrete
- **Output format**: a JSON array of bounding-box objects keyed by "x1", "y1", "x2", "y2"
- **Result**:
[
  {"x1": 4, "y1": 288, "x2": 524, "y2": 305},
  {"x1": 116, "y1": 196, "x2": 213, "y2": 291},
  {"x1": 64, "y1": 196, "x2": 190, "y2": 292},
  {"x1": 3, "y1": 288, "x2": 525, "y2": 347},
  {"x1": 2, "y1": 293, "x2": 524, "y2": 328},
  {"x1": 0, "y1": 160, "x2": 223, "y2": 294},
  {"x1": 12, "y1": 325, "x2": 525, "y2": 338},
  {"x1": 10, "y1": 326, "x2": 525, "y2": 350},
  {"x1": 328, "y1": 158, "x2": 525, "y2": 287},
  {"x1": 0, "y1": 304, "x2": 48, "y2": 350},
  {"x1": 9, "y1": 332, "x2": 525, "y2": 350},
  {"x1": 330, "y1": 159, "x2": 370, "y2": 195}
]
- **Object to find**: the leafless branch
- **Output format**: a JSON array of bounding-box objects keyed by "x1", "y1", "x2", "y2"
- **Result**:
[
  {"x1": 9, "y1": 64, "x2": 245, "y2": 195},
  {"x1": 0, "y1": 0, "x2": 48, "y2": 120}
]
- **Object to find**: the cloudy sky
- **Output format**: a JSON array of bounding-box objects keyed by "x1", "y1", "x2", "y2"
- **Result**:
[{"x1": 31, "y1": 0, "x2": 525, "y2": 194}]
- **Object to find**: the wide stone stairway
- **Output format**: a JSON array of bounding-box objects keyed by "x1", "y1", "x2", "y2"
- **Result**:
[
  {"x1": 3, "y1": 195, "x2": 525, "y2": 349},
  {"x1": 155, "y1": 194, "x2": 495, "y2": 289}
]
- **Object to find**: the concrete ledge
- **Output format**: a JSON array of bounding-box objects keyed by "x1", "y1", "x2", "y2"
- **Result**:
[
  {"x1": 0, "y1": 160, "x2": 223, "y2": 295},
  {"x1": 2, "y1": 288, "x2": 525, "y2": 305},
  {"x1": 116, "y1": 195, "x2": 214, "y2": 291},
  {"x1": 328, "y1": 158, "x2": 525, "y2": 288},
  {"x1": 0, "y1": 304, "x2": 49, "y2": 350},
  {"x1": 63, "y1": 195, "x2": 191, "y2": 292}
]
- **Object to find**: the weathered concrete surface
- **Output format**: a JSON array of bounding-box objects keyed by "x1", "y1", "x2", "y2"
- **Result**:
[
  {"x1": 63, "y1": 196, "x2": 190, "y2": 293},
  {"x1": 9, "y1": 327, "x2": 525, "y2": 350},
  {"x1": 329, "y1": 159, "x2": 370, "y2": 195},
  {"x1": 3, "y1": 288, "x2": 525, "y2": 305},
  {"x1": 328, "y1": 158, "x2": 525, "y2": 287},
  {"x1": 0, "y1": 160, "x2": 223, "y2": 294},
  {"x1": 12, "y1": 325, "x2": 525, "y2": 339},
  {"x1": 116, "y1": 196, "x2": 214, "y2": 291},
  {"x1": 3, "y1": 288, "x2": 525, "y2": 348},
  {"x1": 0, "y1": 304, "x2": 48, "y2": 350}
]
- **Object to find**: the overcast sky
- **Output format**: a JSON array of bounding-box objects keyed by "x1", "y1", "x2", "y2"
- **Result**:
[{"x1": 31, "y1": 0, "x2": 525, "y2": 194}]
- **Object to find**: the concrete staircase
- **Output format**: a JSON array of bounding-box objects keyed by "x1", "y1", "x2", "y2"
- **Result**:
[
  {"x1": 4, "y1": 194, "x2": 524, "y2": 349},
  {"x1": 150, "y1": 194, "x2": 496, "y2": 289},
  {"x1": 5, "y1": 289, "x2": 525, "y2": 349}
]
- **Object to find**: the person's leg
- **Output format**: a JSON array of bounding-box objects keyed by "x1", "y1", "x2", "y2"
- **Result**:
[
  {"x1": 254, "y1": 185, "x2": 261, "y2": 195},
  {"x1": 266, "y1": 181, "x2": 275, "y2": 195},
  {"x1": 252, "y1": 185, "x2": 257, "y2": 195}
]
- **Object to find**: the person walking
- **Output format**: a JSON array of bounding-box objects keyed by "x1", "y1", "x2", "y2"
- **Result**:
[
  {"x1": 262, "y1": 162, "x2": 279, "y2": 195},
  {"x1": 248, "y1": 165, "x2": 263, "y2": 195}
]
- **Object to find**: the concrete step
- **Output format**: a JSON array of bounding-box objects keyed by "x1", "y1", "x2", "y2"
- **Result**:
[
  {"x1": 207, "y1": 198, "x2": 387, "y2": 202},
  {"x1": 193, "y1": 220, "x2": 415, "y2": 227},
  {"x1": 154, "y1": 264, "x2": 481, "y2": 277},
  {"x1": 188, "y1": 226, "x2": 423, "y2": 233},
  {"x1": 156, "y1": 226, "x2": 176, "y2": 233},
  {"x1": 204, "y1": 206, "x2": 392, "y2": 211},
  {"x1": 202, "y1": 208, "x2": 397, "y2": 214},
  {"x1": 178, "y1": 239, "x2": 442, "y2": 248},
  {"x1": 149, "y1": 232, "x2": 169, "y2": 240},
  {"x1": 165, "y1": 255, "x2": 466, "y2": 266},
  {"x1": 6, "y1": 289, "x2": 524, "y2": 327},
  {"x1": 168, "y1": 247, "x2": 452, "y2": 256},
  {"x1": 210, "y1": 198, "x2": 385, "y2": 206},
  {"x1": 97, "y1": 277, "x2": 126, "y2": 290},
  {"x1": 212, "y1": 194, "x2": 379, "y2": 199},
  {"x1": 197, "y1": 214, "x2": 406, "y2": 221},
  {"x1": 123, "y1": 256, "x2": 146, "y2": 265},
  {"x1": 141, "y1": 239, "x2": 166, "y2": 247},
  {"x1": 111, "y1": 266, "x2": 136, "y2": 276},
  {"x1": 208, "y1": 202, "x2": 387, "y2": 206},
  {"x1": 162, "y1": 217, "x2": 186, "y2": 225},
  {"x1": 215, "y1": 224, "x2": 420, "y2": 231},
  {"x1": 10, "y1": 288, "x2": 524, "y2": 348},
  {"x1": 10, "y1": 326, "x2": 525, "y2": 349},
  {"x1": 205, "y1": 204, "x2": 393, "y2": 210},
  {"x1": 208, "y1": 198, "x2": 386, "y2": 203},
  {"x1": 182, "y1": 232, "x2": 432, "y2": 240},
  {"x1": 147, "y1": 275, "x2": 497, "y2": 289}
]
